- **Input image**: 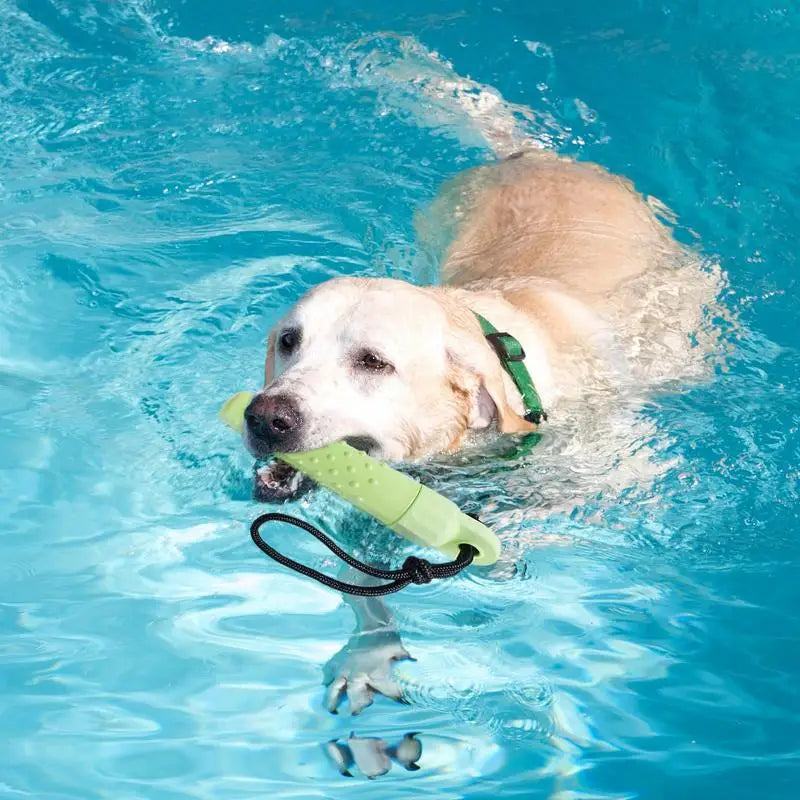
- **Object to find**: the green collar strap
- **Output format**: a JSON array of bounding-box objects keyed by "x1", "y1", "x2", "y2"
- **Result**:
[{"x1": 473, "y1": 312, "x2": 547, "y2": 425}]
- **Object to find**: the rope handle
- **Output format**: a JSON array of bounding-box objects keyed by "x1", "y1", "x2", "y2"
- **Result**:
[{"x1": 250, "y1": 512, "x2": 477, "y2": 596}]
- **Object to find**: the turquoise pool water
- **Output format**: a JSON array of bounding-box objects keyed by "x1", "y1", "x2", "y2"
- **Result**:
[{"x1": 2, "y1": 0, "x2": 799, "y2": 796}]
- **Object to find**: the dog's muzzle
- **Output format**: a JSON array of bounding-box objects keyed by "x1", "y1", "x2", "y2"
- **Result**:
[{"x1": 244, "y1": 393, "x2": 304, "y2": 454}]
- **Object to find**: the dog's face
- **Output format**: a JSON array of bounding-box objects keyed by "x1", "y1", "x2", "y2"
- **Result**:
[{"x1": 244, "y1": 277, "x2": 534, "y2": 468}]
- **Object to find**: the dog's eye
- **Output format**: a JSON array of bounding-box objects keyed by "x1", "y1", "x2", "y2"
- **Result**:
[
  {"x1": 278, "y1": 328, "x2": 300, "y2": 354},
  {"x1": 355, "y1": 350, "x2": 393, "y2": 373}
]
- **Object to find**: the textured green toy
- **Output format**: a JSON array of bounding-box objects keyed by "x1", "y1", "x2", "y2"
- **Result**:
[{"x1": 220, "y1": 391, "x2": 500, "y2": 565}]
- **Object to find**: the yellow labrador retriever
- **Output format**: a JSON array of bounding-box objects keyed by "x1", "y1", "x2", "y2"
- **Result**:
[
  {"x1": 245, "y1": 150, "x2": 709, "y2": 466},
  {"x1": 242, "y1": 150, "x2": 720, "y2": 713}
]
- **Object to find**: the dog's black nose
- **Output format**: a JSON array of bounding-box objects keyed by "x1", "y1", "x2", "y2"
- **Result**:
[{"x1": 244, "y1": 394, "x2": 302, "y2": 446}]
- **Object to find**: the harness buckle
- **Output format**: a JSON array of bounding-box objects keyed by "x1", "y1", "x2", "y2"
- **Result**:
[
  {"x1": 484, "y1": 331, "x2": 526, "y2": 363},
  {"x1": 524, "y1": 410, "x2": 548, "y2": 425}
]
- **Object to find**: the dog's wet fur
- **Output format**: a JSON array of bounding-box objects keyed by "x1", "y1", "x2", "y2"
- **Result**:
[{"x1": 246, "y1": 150, "x2": 722, "y2": 500}]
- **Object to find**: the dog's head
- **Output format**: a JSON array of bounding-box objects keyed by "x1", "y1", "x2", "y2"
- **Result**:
[{"x1": 244, "y1": 277, "x2": 534, "y2": 468}]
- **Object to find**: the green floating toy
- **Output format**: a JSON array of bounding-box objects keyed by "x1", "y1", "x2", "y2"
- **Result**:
[{"x1": 220, "y1": 391, "x2": 500, "y2": 566}]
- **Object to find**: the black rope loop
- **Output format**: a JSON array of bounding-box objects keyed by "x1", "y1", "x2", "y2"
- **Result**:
[{"x1": 249, "y1": 512, "x2": 476, "y2": 596}]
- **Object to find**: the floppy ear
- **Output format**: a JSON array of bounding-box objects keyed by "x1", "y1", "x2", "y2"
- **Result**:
[
  {"x1": 444, "y1": 309, "x2": 536, "y2": 435},
  {"x1": 478, "y1": 362, "x2": 537, "y2": 434},
  {"x1": 265, "y1": 331, "x2": 276, "y2": 384}
]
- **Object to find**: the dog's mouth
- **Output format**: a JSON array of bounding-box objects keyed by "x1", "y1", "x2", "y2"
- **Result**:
[
  {"x1": 343, "y1": 435, "x2": 379, "y2": 456},
  {"x1": 253, "y1": 460, "x2": 313, "y2": 504},
  {"x1": 253, "y1": 436, "x2": 380, "y2": 504}
]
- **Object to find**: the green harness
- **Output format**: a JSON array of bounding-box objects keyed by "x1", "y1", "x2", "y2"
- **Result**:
[{"x1": 473, "y1": 312, "x2": 547, "y2": 425}]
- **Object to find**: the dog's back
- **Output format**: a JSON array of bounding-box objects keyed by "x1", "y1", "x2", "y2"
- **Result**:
[
  {"x1": 430, "y1": 151, "x2": 676, "y2": 297},
  {"x1": 425, "y1": 150, "x2": 725, "y2": 390}
]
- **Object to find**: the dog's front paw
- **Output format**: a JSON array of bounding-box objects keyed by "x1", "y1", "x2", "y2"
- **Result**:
[{"x1": 323, "y1": 631, "x2": 414, "y2": 715}]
